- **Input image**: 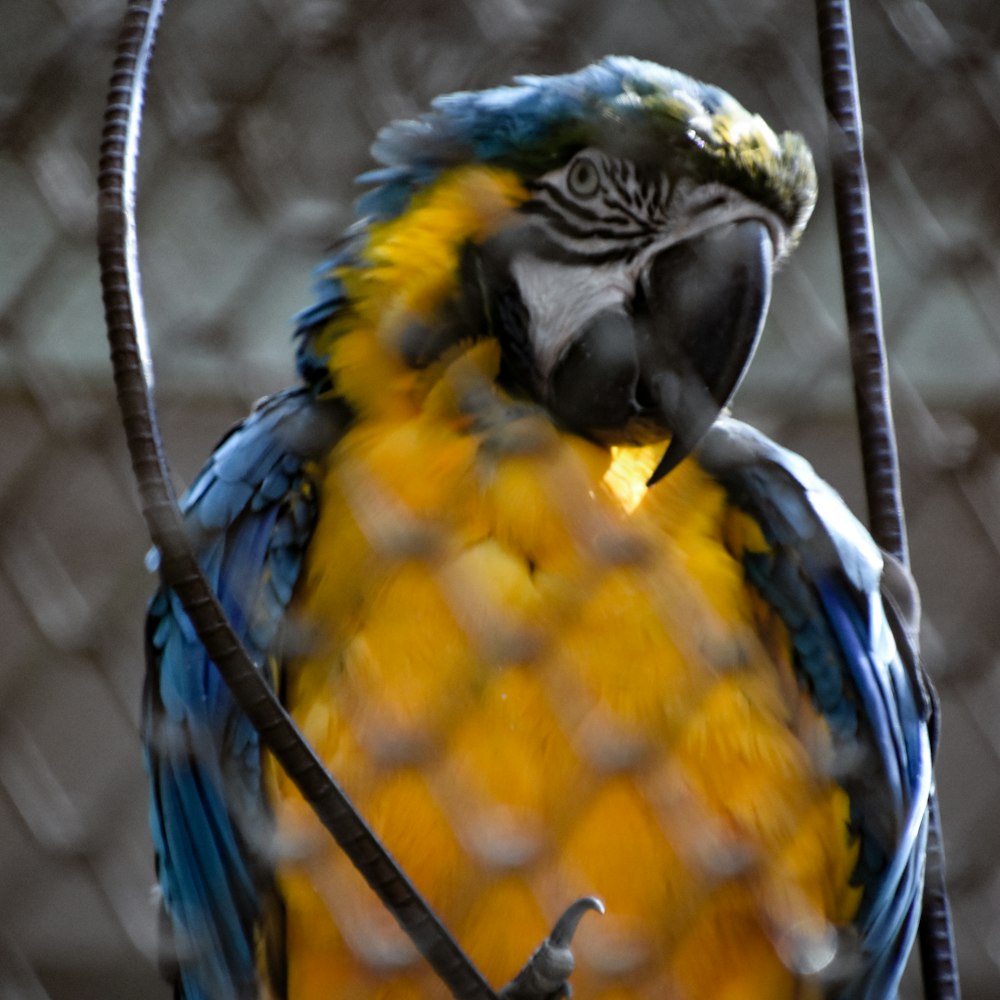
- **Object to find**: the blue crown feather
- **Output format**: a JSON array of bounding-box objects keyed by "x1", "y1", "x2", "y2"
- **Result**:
[{"x1": 356, "y1": 57, "x2": 814, "y2": 230}]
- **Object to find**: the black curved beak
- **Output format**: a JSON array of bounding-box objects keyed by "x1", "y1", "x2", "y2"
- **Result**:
[{"x1": 636, "y1": 219, "x2": 772, "y2": 485}]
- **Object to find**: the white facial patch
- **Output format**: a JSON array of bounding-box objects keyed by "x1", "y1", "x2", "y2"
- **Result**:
[{"x1": 509, "y1": 254, "x2": 634, "y2": 378}]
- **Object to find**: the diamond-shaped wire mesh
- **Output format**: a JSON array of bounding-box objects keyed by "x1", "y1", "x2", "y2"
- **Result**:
[{"x1": 1, "y1": 0, "x2": 998, "y2": 996}]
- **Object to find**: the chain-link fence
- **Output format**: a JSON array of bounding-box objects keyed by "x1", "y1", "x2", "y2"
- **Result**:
[{"x1": 1, "y1": 0, "x2": 998, "y2": 996}]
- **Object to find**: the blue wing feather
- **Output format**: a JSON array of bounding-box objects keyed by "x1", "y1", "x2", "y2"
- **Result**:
[
  {"x1": 698, "y1": 418, "x2": 931, "y2": 1000},
  {"x1": 144, "y1": 387, "x2": 346, "y2": 999}
]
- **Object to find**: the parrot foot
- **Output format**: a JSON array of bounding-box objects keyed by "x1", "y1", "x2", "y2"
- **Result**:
[{"x1": 499, "y1": 896, "x2": 604, "y2": 1000}]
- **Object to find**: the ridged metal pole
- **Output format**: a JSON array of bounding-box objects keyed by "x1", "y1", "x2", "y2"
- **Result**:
[
  {"x1": 814, "y1": 1, "x2": 960, "y2": 997},
  {"x1": 96, "y1": 4, "x2": 497, "y2": 998},
  {"x1": 816, "y1": 0, "x2": 906, "y2": 563}
]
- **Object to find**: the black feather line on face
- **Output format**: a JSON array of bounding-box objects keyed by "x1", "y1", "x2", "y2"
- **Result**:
[{"x1": 460, "y1": 237, "x2": 538, "y2": 397}]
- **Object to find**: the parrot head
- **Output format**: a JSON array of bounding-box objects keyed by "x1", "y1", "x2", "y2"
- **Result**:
[{"x1": 308, "y1": 57, "x2": 817, "y2": 483}]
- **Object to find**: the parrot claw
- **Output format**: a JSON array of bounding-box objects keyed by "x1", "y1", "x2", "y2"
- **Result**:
[{"x1": 499, "y1": 896, "x2": 604, "y2": 1000}]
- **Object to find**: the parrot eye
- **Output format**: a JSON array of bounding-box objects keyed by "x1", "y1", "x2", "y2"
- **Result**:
[{"x1": 566, "y1": 154, "x2": 602, "y2": 198}]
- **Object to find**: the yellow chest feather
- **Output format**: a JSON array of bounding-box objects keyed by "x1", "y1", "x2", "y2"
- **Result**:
[{"x1": 269, "y1": 345, "x2": 860, "y2": 1000}]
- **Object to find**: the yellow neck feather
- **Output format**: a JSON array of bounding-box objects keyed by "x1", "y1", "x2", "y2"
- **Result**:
[
  {"x1": 314, "y1": 166, "x2": 529, "y2": 419},
  {"x1": 273, "y1": 165, "x2": 861, "y2": 1000}
]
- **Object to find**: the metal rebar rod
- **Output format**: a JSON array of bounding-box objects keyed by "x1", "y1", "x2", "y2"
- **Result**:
[
  {"x1": 96, "y1": 4, "x2": 497, "y2": 998},
  {"x1": 814, "y1": 2, "x2": 960, "y2": 997}
]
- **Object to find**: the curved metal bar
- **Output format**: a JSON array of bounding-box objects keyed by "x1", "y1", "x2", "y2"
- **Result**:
[
  {"x1": 815, "y1": 0, "x2": 906, "y2": 565},
  {"x1": 814, "y1": 2, "x2": 960, "y2": 997},
  {"x1": 96, "y1": 4, "x2": 497, "y2": 999},
  {"x1": 919, "y1": 793, "x2": 962, "y2": 1000}
]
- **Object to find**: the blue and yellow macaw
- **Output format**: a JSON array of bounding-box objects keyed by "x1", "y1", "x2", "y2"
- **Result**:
[{"x1": 144, "y1": 57, "x2": 933, "y2": 1000}]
